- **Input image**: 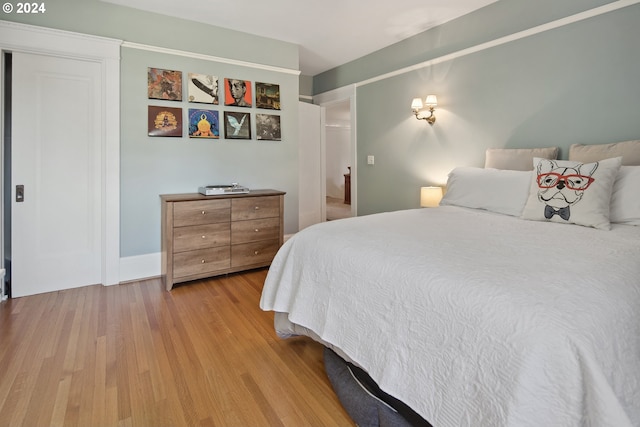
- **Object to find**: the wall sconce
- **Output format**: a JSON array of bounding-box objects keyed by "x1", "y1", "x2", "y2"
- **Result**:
[
  {"x1": 411, "y1": 95, "x2": 437, "y2": 125},
  {"x1": 420, "y1": 186, "x2": 443, "y2": 207}
]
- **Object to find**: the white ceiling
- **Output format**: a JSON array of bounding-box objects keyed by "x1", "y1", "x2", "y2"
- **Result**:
[{"x1": 102, "y1": 0, "x2": 498, "y2": 76}]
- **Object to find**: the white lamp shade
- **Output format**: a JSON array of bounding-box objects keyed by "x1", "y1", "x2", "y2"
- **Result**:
[
  {"x1": 420, "y1": 186, "x2": 443, "y2": 207},
  {"x1": 411, "y1": 98, "x2": 423, "y2": 110},
  {"x1": 425, "y1": 95, "x2": 438, "y2": 107}
]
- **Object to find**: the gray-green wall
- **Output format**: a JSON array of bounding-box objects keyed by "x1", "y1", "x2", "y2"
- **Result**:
[
  {"x1": 315, "y1": 0, "x2": 640, "y2": 216},
  {"x1": 119, "y1": 48, "x2": 299, "y2": 257},
  {"x1": 2, "y1": 0, "x2": 300, "y2": 259}
]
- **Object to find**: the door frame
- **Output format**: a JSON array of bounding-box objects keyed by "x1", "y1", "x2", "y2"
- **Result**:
[
  {"x1": 297, "y1": 101, "x2": 326, "y2": 230},
  {"x1": 0, "y1": 21, "x2": 121, "y2": 287},
  {"x1": 314, "y1": 84, "x2": 357, "y2": 217}
]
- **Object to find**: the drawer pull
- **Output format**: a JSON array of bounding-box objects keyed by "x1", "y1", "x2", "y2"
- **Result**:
[
  {"x1": 254, "y1": 228, "x2": 259, "y2": 232},
  {"x1": 254, "y1": 206, "x2": 260, "y2": 210},
  {"x1": 201, "y1": 259, "x2": 206, "y2": 263},
  {"x1": 201, "y1": 211, "x2": 206, "y2": 215},
  {"x1": 254, "y1": 250, "x2": 259, "y2": 255},
  {"x1": 202, "y1": 235, "x2": 206, "y2": 239}
]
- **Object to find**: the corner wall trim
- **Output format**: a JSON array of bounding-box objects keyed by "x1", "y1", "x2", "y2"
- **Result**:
[
  {"x1": 122, "y1": 41, "x2": 301, "y2": 76},
  {"x1": 348, "y1": 0, "x2": 640, "y2": 89}
]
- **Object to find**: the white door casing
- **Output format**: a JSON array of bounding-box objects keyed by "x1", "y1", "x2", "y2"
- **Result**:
[
  {"x1": 298, "y1": 101, "x2": 325, "y2": 230},
  {"x1": 0, "y1": 21, "x2": 121, "y2": 294}
]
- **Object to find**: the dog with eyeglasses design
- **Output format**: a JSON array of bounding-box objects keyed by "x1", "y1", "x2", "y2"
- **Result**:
[{"x1": 535, "y1": 159, "x2": 598, "y2": 221}]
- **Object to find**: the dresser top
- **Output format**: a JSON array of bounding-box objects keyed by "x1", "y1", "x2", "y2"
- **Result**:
[{"x1": 160, "y1": 189, "x2": 285, "y2": 203}]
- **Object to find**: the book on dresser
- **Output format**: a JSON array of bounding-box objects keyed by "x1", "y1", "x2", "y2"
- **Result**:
[{"x1": 160, "y1": 189, "x2": 285, "y2": 290}]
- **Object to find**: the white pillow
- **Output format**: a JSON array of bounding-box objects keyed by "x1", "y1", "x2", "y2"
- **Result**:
[
  {"x1": 440, "y1": 167, "x2": 532, "y2": 216},
  {"x1": 610, "y1": 166, "x2": 640, "y2": 226},
  {"x1": 521, "y1": 157, "x2": 622, "y2": 230}
]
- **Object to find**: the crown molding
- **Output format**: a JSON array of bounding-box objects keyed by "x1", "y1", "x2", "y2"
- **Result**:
[{"x1": 122, "y1": 41, "x2": 301, "y2": 76}]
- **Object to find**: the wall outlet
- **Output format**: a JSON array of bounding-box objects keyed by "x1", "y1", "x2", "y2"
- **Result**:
[{"x1": 367, "y1": 155, "x2": 375, "y2": 165}]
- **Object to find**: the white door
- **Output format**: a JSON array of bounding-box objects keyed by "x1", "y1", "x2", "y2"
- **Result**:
[
  {"x1": 11, "y1": 52, "x2": 103, "y2": 297},
  {"x1": 298, "y1": 102, "x2": 325, "y2": 230}
]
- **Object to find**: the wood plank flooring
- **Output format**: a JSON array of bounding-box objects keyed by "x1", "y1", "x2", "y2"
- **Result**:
[{"x1": 0, "y1": 269, "x2": 355, "y2": 427}]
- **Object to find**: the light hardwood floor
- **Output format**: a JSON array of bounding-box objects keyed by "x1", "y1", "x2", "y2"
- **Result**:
[{"x1": 0, "y1": 269, "x2": 354, "y2": 427}]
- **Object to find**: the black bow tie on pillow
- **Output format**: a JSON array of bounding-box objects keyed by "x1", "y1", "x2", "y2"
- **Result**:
[{"x1": 544, "y1": 205, "x2": 571, "y2": 220}]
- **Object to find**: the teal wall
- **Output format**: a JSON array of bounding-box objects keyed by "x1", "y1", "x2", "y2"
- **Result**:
[
  {"x1": 315, "y1": 0, "x2": 640, "y2": 216},
  {"x1": 2, "y1": 0, "x2": 300, "y2": 258},
  {"x1": 314, "y1": 0, "x2": 615, "y2": 93}
]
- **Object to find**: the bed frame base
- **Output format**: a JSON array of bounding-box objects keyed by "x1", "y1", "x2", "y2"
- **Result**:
[{"x1": 323, "y1": 347, "x2": 432, "y2": 427}]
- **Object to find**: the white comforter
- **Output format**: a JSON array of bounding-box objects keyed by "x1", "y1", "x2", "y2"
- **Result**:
[{"x1": 260, "y1": 206, "x2": 640, "y2": 427}]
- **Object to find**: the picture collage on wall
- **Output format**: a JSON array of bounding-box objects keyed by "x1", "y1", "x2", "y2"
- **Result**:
[{"x1": 147, "y1": 67, "x2": 281, "y2": 141}]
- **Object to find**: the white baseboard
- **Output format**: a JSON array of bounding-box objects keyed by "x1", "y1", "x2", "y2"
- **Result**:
[{"x1": 119, "y1": 253, "x2": 161, "y2": 283}]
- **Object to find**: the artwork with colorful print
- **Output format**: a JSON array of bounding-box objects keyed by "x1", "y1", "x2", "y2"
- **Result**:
[
  {"x1": 148, "y1": 68, "x2": 182, "y2": 101},
  {"x1": 188, "y1": 109, "x2": 219, "y2": 139},
  {"x1": 255, "y1": 82, "x2": 280, "y2": 110},
  {"x1": 148, "y1": 106, "x2": 182, "y2": 137},
  {"x1": 224, "y1": 78, "x2": 252, "y2": 108}
]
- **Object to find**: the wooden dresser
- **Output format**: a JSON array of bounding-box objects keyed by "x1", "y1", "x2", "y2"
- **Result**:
[{"x1": 160, "y1": 189, "x2": 285, "y2": 290}]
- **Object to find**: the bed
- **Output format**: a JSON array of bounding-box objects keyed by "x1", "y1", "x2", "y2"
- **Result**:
[{"x1": 260, "y1": 141, "x2": 640, "y2": 427}]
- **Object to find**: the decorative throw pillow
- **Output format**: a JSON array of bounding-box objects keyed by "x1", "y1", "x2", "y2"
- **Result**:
[{"x1": 521, "y1": 157, "x2": 622, "y2": 230}]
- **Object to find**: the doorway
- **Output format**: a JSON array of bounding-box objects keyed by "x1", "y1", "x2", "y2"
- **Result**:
[
  {"x1": 324, "y1": 100, "x2": 352, "y2": 220},
  {"x1": 315, "y1": 84, "x2": 357, "y2": 221}
]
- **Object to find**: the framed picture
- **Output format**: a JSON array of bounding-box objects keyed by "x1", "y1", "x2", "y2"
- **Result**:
[
  {"x1": 188, "y1": 109, "x2": 219, "y2": 139},
  {"x1": 224, "y1": 111, "x2": 251, "y2": 139},
  {"x1": 148, "y1": 106, "x2": 182, "y2": 137},
  {"x1": 188, "y1": 73, "x2": 219, "y2": 104},
  {"x1": 224, "y1": 78, "x2": 252, "y2": 107},
  {"x1": 256, "y1": 114, "x2": 281, "y2": 141},
  {"x1": 255, "y1": 82, "x2": 281, "y2": 110},
  {"x1": 147, "y1": 67, "x2": 182, "y2": 101}
]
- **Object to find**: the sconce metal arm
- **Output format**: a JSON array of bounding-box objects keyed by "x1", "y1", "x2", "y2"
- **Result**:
[{"x1": 413, "y1": 107, "x2": 436, "y2": 125}]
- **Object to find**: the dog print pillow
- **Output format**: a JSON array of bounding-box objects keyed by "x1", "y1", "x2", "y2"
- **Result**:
[{"x1": 521, "y1": 157, "x2": 622, "y2": 230}]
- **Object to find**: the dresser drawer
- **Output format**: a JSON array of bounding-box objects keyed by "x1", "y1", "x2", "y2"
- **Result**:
[
  {"x1": 174, "y1": 199, "x2": 230, "y2": 227},
  {"x1": 231, "y1": 240, "x2": 279, "y2": 268},
  {"x1": 231, "y1": 217, "x2": 280, "y2": 244},
  {"x1": 174, "y1": 223, "x2": 230, "y2": 253},
  {"x1": 173, "y1": 247, "x2": 231, "y2": 278},
  {"x1": 231, "y1": 196, "x2": 280, "y2": 221}
]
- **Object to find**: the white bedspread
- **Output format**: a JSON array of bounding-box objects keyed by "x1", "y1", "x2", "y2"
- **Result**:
[{"x1": 260, "y1": 206, "x2": 640, "y2": 427}]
